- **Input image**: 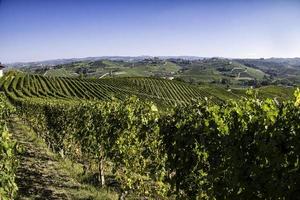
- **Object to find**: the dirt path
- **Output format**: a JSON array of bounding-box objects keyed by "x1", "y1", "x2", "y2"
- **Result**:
[
  {"x1": 8, "y1": 117, "x2": 118, "y2": 200},
  {"x1": 8, "y1": 117, "x2": 82, "y2": 200}
]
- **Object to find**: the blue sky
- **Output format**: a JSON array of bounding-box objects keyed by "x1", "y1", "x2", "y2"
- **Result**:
[{"x1": 0, "y1": 0, "x2": 300, "y2": 63}]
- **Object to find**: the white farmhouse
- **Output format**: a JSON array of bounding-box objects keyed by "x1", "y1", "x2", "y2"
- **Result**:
[{"x1": 0, "y1": 63, "x2": 5, "y2": 77}]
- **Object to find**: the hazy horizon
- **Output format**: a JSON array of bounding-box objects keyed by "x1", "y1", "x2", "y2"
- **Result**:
[
  {"x1": 4, "y1": 55, "x2": 300, "y2": 65},
  {"x1": 1, "y1": 0, "x2": 300, "y2": 63}
]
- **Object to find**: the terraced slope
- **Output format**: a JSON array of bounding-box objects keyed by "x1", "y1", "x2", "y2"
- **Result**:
[{"x1": 0, "y1": 73, "x2": 224, "y2": 105}]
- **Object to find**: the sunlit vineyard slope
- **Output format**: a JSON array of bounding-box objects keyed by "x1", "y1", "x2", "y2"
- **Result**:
[{"x1": 0, "y1": 73, "x2": 226, "y2": 105}]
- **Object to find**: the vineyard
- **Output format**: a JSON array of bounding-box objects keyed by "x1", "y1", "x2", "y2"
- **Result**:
[
  {"x1": 0, "y1": 72, "x2": 294, "y2": 107},
  {"x1": 0, "y1": 94, "x2": 18, "y2": 199},
  {"x1": 1, "y1": 72, "x2": 300, "y2": 199},
  {"x1": 0, "y1": 72, "x2": 225, "y2": 105}
]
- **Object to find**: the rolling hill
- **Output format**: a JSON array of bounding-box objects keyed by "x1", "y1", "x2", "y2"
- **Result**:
[{"x1": 0, "y1": 73, "x2": 295, "y2": 107}]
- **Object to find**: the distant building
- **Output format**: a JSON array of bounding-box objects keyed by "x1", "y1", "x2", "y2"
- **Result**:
[{"x1": 0, "y1": 63, "x2": 5, "y2": 77}]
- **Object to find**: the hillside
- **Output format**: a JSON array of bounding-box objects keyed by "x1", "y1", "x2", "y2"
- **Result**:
[
  {"x1": 178, "y1": 58, "x2": 266, "y2": 83},
  {"x1": 235, "y1": 58, "x2": 300, "y2": 84},
  {"x1": 0, "y1": 73, "x2": 295, "y2": 107},
  {"x1": 0, "y1": 73, "x2": 223, "y2": 105},
  {"x1": 15, "y1": 57, "x2": 300, "y2": 88},
  {"x1": 18, "y1": 59, "x2": 181, "y2": 79}
]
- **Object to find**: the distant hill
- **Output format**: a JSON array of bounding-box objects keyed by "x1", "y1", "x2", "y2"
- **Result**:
[
  {"x1": 5, "y1": 56, "x2": 204, "y2": 68},
  {"x1": 6, "y1": 56, "x2": 300, "y2": 87},
  {"x1": 177, "y1": 58, "x2": 266, "y2": 84},
  {"x1": 235, "y1": 58, "x2": 300, "y2": 84}
]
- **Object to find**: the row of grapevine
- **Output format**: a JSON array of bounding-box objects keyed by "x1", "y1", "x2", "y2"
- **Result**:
[
  {"x1": 9, "y1": 86, "x2": 300, "y2": 199},
  {"x1": 160, "y1": 91, "x2": 300, "y2": 199},
  {"x1": 14, "y1": 97, "x2": 168, "y2": 198},
  {"x1": 0, "y1": 73, "x2": 223, "y2": 106},
  {"x1": 0, "y1": 93, "x2": 18, "y2": 199}
]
